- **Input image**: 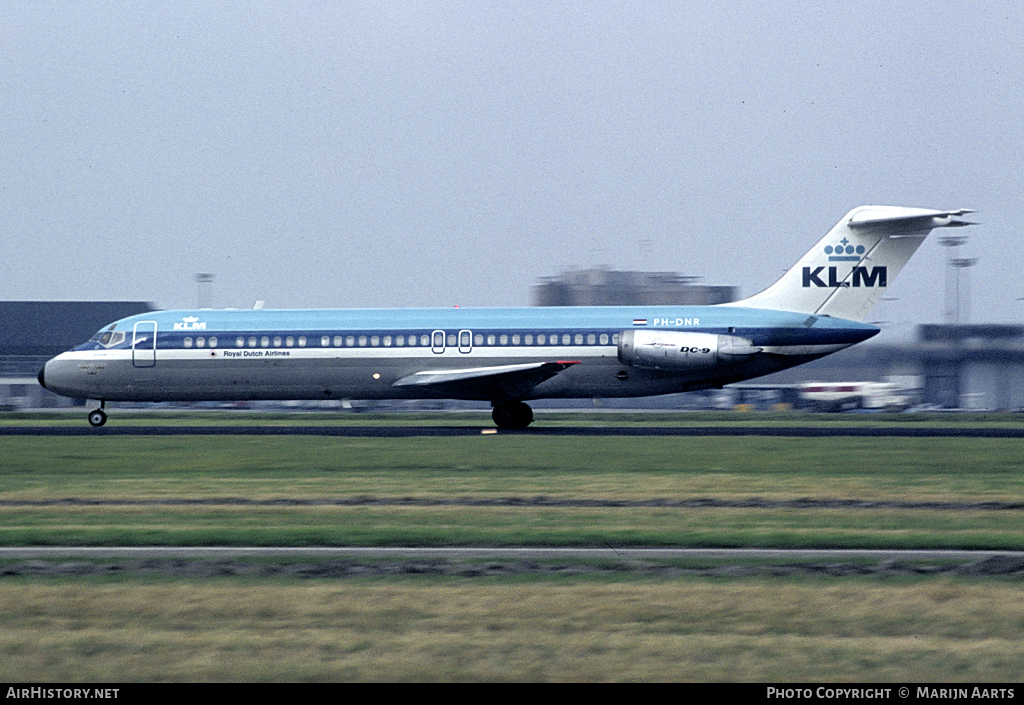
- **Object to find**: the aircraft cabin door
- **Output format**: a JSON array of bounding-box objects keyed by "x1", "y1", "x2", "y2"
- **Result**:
[
  {"x1": 132, "y1": 321, "x2": 157, "y2": 367},
  {"x1": 459, "y1": 330, "x2": 472, "y2": 354},
  {"x1": 431, "y1": 330, "x2": 446, "y2": 354}
]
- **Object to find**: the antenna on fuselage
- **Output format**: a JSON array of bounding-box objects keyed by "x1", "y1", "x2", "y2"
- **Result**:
[{"x1": 253, "y1": 301, "x2": 265, "y2": 310}]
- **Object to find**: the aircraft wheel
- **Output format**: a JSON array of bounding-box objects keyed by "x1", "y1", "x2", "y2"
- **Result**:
[
  {"x1": 492, "y1": 401, "x2": 533, "y2": 429},
  {"x1": 88, "y1": 409, "x2": 107, "y2": 428}
]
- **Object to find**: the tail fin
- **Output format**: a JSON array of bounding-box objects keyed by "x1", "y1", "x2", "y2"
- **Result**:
[{"x1": 725, "y1": 206, "x2": 975, "y2": 321}]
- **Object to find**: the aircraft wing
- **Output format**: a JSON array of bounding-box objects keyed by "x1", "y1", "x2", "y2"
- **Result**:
[{"x1": 393, "y1": 360, "x2": 580, "y2": 401}]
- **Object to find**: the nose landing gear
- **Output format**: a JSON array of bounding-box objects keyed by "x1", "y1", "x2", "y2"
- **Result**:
[{"x1": 88, "y1": 402, "x2": 107, "y2": 428}]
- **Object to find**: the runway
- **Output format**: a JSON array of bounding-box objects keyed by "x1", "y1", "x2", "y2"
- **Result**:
[
  {"x1": 4, "y1": 547, "x2": 1023, "y2": 579},
  {"x1": 3, "y1": 495, "x2": 1022, "y2": 511},
  {"x1": 4, "y1": 424, "x2": 1024, "y2": 437}
]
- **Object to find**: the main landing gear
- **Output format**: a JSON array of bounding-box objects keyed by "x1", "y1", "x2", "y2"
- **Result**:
[
  {"x1": 492, "y1": 401, "x2": 534, "y2": 430},
  {"x1": 88, "y1": 402, "x2": 107, "y2": 428}
]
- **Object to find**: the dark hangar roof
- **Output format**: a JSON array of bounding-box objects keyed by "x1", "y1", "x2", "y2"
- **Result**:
[{"x1": 0, "y1": 302, "x2": 157, "y2": 355}]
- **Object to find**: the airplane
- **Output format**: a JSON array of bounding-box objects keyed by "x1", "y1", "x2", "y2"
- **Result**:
[{"x1": 38, "y1": 205, "x2": 973, "y2": 428}]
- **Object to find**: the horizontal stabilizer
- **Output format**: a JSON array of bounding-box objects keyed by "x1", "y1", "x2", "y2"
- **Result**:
[{"x1": 846, "y1": 207, "x2": 976, "y2": 229}]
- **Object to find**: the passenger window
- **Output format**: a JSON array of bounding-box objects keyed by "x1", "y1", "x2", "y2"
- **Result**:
[
  {"x1": 298, "y1": 336, "x2": 307, "y2": 347},
  {"x1": 261, "y1": 336, "x2": 270, "y2": 347},
  {"x1": 197, "y1": 337, "x2": 206, "y2": 348},
  {"x1": 475, "y1": 334, "x2": 484, "y2": 346},
  {"x1": 346, "y1": 336, "x2": 355, "y2": 347},
  {"x1": 334, "y1": 336, "x2": 343, "y2": 347},
  {"x1": 358, "y1": 336, "x2": 367, "y2": 347},
  {"x1": 447, "y1": 334, "x2": 456, "y2": 347},
  {"x1": 249, "y1": 337, "x2": 258, "y2": 347},
  {"x1": 600, "y1": 334, "x2": 609, "y2": 345},
  {"x1": 537, "y1": 334, "x2": 545, "y2": 345},
  {"x1": 383, "y1": 336, "x2": 392, "y2": 346},
  {"x1": 512, "y1": 334, "x2": 520, "y2": 345},
  {"x1": 587, "y1": 334, "x2": 596, "y2": 345},
  {"x1": 371, "y1": 336, "x2": 380, "y2": 346},
  {"x1": 525, "y1": 334, "x2": 534, "y2": 345},
  {"x1": 273, "y1": 336, "x2": 282, "y2": 347},
  {"x1": 184, "y1": 337, "x2": 193, "y2": 348},
  {"x1": 562, "y1": 334, "x2": 570, "y2": 345},
  {"x1": 236, "y1": 337, "x2": 245, "y2": 348},
  {"x1": 499, "y1": 335, "x2": 507, "y2": 345},
  {"x1": 421, "y1": 335, "x2": 429, "y2": 346},
  {"x1": 286, "y1": 336, "x2": 294, "y2": 347},
  {"x1": 612, "y1": 333, "x2": 619, "y2": 344},
  {"x1": 396, "y1": 335, "x2": 404, "y2": 346}
]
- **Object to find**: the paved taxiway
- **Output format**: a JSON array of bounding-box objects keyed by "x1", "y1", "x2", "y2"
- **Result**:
[{"x1": 3, "y1": 425, "x2": 1024, "y2": 437}]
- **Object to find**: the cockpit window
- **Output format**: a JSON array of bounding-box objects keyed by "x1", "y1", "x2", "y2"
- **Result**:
[
  {"x1": 98, "y1": 331, "x2": 126, "y2": 348},
  {"x1": 90, "y1": 324, "x2": 119, "y2": 343}
]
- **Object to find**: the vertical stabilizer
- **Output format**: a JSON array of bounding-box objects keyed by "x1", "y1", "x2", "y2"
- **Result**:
[{"x1": 724, "y1": 206, "x2": 975, "y2": 321}]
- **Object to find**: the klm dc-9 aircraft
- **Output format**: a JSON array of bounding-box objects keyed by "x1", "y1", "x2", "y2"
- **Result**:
[{"x1": 39, "y1": 206, "x2": 973, "y2": 428}]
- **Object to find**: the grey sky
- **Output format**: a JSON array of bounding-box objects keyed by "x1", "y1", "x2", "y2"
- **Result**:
[{"x1": 4, "y1": 1, "x2": 1022, "y2": 343}]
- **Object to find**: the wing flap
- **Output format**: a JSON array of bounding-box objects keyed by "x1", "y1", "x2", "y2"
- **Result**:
[{"x1": 393, "y1": 360, "x2": 580, "y2": 402}]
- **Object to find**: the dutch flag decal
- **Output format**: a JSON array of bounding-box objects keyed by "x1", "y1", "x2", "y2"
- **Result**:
[{"x1": 633, "y1": 319, "x2": 647, "y2": 326}]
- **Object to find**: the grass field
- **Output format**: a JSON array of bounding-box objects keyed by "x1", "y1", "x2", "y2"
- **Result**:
[
  {"x1": 3, "y1": 422, "x2": 1024, "y2": 548},
  {"x1": 2, "y1": 411, "x2": 1024, "y2": 681},
  {"x1": 3, "y1": 580, "x2": 1024, "y2": 681}
]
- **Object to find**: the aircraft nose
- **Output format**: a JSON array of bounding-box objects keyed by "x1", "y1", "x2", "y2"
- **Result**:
[{"x1": 37, "y1": 354, "x2": 86, "y2": 398}]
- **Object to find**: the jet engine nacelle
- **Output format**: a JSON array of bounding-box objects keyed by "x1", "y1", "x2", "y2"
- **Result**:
[{"x1": 617, "y1": 330, "x2": 761, "y2": 370}]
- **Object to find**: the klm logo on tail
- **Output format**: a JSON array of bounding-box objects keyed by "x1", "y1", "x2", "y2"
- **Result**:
[
  {"x1": 802, "y1": 266, "x2": 887, "y2": 288},
  {"x1": 803, "y1": 239, "x2": 886, "y2": 288},
  {"x1": 724, "y1": 206, "x2": 973, "y2": 321}
]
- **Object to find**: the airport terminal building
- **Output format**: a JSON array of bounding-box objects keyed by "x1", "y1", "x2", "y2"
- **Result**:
[
  {"x1": 759, "y1": 323, "x2": 1024, "y2": 412},
  {"x1": 533, "y1": 267, "x2": 736, "y2": 307}
]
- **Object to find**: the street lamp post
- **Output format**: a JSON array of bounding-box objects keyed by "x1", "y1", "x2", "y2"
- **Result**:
[{"x1": 195, "y1": 273, "x2": 215, "y2": 310}]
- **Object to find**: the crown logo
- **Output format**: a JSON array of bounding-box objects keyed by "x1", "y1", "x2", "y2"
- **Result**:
[
  {"x1": 824, "y1": 237, "x2": 864, "y2": 261},
  {"x1": 182, "y1": 316, "x2": 200, "y2": 323}
]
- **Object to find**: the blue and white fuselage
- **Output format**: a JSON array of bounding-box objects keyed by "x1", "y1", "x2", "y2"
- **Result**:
[
  {"x1": 40, "y1": 305, "x2": 875, "y2": 399},
  {"x1": 38, "y1": 206, "x2": 974, "y2": 427}
]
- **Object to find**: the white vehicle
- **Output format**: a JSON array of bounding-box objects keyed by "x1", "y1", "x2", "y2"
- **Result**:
[{"x1": 799, "y1": 381, "x2": 919, "y2": 412}]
